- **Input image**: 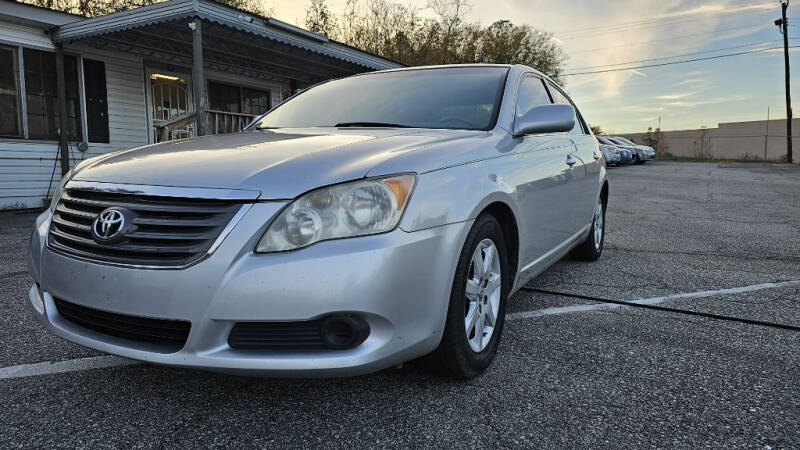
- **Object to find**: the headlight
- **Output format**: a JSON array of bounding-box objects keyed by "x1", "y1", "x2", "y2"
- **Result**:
[
  {"x1": 256, "y1": 174, "x2": 416, "y2": 253},
  {"x1": 48, "y1": 168, "x2": 74, "y2": 212}
]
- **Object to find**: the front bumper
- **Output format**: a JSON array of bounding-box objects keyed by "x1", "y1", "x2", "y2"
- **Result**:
[{"x1": 27, "y1": 205, "x2": 470, "y2": 377}]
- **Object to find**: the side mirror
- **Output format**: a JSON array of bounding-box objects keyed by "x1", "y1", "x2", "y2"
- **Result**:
[{"x1": 514, "y1": 104, "x2": 576, "y2": 137}]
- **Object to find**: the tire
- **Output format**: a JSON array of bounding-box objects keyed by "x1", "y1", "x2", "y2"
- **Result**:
[
  {"x1": 570, "y1": 195, "x2": 606, "y2": 262},
  {"x1": 632, "y1": 154, "x2": 641, "y2": 165},
  {"x1": 427, "y1": 214, "x2": 510, "y2": 379}
]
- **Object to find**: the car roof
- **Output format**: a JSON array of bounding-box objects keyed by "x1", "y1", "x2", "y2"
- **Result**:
[{"x1": 371, "y1": 63, "x2": 513, "y2": 74}]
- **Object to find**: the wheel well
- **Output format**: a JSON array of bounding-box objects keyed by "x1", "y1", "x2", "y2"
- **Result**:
[
  {"x1": 481, "y1": 202, "x2": 519, "y2": 278},
  {"x1": 601, "y1": 181, "x2": 609, "y2": 206}
]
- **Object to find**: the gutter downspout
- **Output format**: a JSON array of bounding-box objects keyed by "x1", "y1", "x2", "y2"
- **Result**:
[{"x1": 51, "y1": 28, "x2": 71, "y2": 176}]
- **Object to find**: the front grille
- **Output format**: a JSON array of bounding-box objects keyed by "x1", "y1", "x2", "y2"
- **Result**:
[
  {"x1": 54, "y1": 297, "x2": 190, "y2": 350},
  {"x1": 48, "y1": 188, "x2": 243, "y2": 267},
  {"x1": 229, "y1": 320, "x2": 326, "y2": 350}
]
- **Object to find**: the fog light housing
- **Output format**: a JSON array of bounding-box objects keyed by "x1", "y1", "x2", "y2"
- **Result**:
[{"x1": 320, "y1": 314, "x2": 370, "y2": 350}]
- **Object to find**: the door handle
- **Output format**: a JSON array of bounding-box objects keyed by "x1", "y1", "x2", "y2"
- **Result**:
[{"x1": 566, "y1": 155, "x2": 577, "y2": 167}]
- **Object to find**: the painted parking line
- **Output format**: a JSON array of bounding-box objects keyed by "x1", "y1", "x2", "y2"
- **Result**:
[
  {"x1": 507, "y1": 280, "x2": 800, "y2": 321},
  {"x1": 0, "y1": 355, "x2": 137, "y2": 380},
  {"x1": 1, "y1": 280, "x2": 798, "y2": 381}
]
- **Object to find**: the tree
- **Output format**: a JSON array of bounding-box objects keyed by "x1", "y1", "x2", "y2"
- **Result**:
[
  {"x1": 305, "y1": 0, "x2": 337, "y2": 37},
  {"x1": 590, "y1": 125, "x2": 602, "y2": 135},
  {"x1": 306, "y1": 0, "x2": 566, "y2": 83},
  {"x1": 19, "y1": 0, "x2": 270, "y2": 17}
]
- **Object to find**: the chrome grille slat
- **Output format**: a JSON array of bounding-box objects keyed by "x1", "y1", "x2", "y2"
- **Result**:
[
  {"x1": 55, "y1": 204, "x2": 97, "y2": 220},
  {"x1": 125, "y1": 230, "x2": 218, "y2": 240},
  {"x1": 51, "y1": 215, "x2": 92, "y2": 232},
  {"x1": 48, "y1": 188, "x2": 244, "y2": 268},
  {"x1": 131, "y1": 216, "x2": 225, "y2": 227},
  {"x1": 49, "y1": 227, "x2": 207, "y2": 254}
]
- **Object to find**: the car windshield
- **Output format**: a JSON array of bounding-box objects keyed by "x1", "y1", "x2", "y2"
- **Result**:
[
  {"x1": 597, "y1": 136, "x2": 614, "y2": 145},
  {"x1": 253, "y1": 67, "x2": 509, "y2": 131},
  {"x1": 616, "y1": 137, "x2": 635, "y2": 145},
  {"x1": 609, "y1": 138, "x2": 629, "y2": 145}
]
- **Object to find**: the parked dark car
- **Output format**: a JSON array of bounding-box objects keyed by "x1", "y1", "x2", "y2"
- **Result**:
[
  {"x1": 597, "y1": 136, "x2": 633, "y2": 165},
  {"x1": 607, "y1": 137, "x2": 646, "y2": 164},
  {"x1": 613, "y1": 136, "x2": 656, "y2": 161}
]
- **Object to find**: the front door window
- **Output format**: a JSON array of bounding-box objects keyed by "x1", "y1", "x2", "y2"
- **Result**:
[{"x1": 149, "y1": 73, "x2": 192, "y2": 142}]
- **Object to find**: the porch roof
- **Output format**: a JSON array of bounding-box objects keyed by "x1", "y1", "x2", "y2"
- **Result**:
[{"x1": 51, "y1": 0, "x2": 402, "y2": 84}]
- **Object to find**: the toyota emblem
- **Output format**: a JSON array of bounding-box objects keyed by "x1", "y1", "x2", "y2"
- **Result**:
[{"x1": 92, "y1": 208, "x2": 126, "y2": 242}]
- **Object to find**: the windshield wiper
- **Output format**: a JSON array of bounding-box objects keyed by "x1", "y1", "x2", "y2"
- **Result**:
[{"x1": 334, "y1": 122, "x2": 412, "y2": 128}]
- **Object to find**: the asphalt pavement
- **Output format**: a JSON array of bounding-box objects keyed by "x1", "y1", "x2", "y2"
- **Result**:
[{"x1": 1, "y1": 161, "x2": 799, "y2": 448}]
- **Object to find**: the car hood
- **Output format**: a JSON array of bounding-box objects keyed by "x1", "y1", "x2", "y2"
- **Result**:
[{"x1": 72, "y1": 128, "x2": 485, "y2": 199}]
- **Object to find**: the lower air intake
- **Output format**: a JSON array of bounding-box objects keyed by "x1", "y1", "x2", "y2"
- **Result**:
[
  {"x1": 228, "y1": 315, "x2": 369, "y2": 350},
  {"x1": 54, "y1": 298, "x2": 191, "y2": 351}
]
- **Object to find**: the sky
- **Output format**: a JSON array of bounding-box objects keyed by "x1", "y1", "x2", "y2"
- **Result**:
[{"x1": 266, "y1": 0, "x2": 799, "y2": 133}]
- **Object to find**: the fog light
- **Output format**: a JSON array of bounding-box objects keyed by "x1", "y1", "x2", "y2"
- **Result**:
[{"x1": 320, "y1": 315, "x2": 370, "y2": 350}]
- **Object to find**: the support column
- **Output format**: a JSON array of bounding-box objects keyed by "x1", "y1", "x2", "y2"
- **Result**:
[
  {"x1": 54, "y1": 43, "x2": 71, "y2": 175},
  {"x1": 191, "y1": 18, "x2": 206, "y2": 137}
]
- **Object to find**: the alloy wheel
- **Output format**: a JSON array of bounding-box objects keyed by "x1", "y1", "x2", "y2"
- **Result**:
[
  {"x1": 593, "y1": 200, "x2": 604, "y2": 251},
  {"x1": 464, "y1": 238, "x2": 502, "y2": 352}
]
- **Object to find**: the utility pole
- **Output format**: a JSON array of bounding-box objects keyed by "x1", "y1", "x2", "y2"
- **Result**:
[
  {"x1": 656, "y1": 115, "x2": 661, "y2": 154},
  {"x1": 775, "y1": 1, "x2": 793, "y2": 163},
  {"x1": 765, "y1": 107, "x2": 770, "y2": 160}
]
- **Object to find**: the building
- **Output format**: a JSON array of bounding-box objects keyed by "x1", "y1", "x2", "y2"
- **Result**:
[
  {"x1": 621, "y1": 119, "x2": 799, "y2": 163},
  {"x1": 0, "y1": 0, "x2": 401, "y2": 209}
]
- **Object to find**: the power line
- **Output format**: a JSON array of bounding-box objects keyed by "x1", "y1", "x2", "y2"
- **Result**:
[
  {"x1": 566, "y1": 40, "x2": 783, "y2": 71},
  {"x1": 553, "y1": 2, "x2": 775, "y2": 37},
  {"x1": 558, "y1": 10, "x2": 773, "y2": 40},
  {"x1": 568, "y1": 24, "x2": 771, "y2": 55},
  {"x1": 562, "y1": 45, "x2": 799, "y2": 76}
]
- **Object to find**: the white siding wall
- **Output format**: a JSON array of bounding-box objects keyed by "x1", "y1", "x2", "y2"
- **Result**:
[{"x1": 0, "y1": 25, "x2": 148, "y2": 210}]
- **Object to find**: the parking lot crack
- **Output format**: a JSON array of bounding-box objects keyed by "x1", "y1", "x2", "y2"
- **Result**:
[{"x1": 520, "y1": 283, "x2": 800, "y2": 333}]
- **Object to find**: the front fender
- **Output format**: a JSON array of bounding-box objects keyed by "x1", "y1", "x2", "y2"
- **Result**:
[{"x1": 399, "y1": 158, "x2": 521, "y2": 232}]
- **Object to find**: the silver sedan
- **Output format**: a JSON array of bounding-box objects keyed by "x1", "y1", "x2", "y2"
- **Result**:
[{"x1": 26, "y1": 64, "x2": 608, "y2": 378}]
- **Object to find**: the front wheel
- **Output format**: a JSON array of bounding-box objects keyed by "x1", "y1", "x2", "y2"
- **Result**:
[{"x1": 427, "y1": 215, "x2": 510, "y2": 379}]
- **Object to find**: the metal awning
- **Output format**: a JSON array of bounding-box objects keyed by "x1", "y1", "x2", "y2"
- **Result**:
[{"x1": 52, "y1": 0, "x2": 402, "y2": 84}]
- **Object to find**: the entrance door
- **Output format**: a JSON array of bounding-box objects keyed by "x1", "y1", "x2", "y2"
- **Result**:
[{"x1": 146, "y1": 70, "x2": 194, "y2": 143}]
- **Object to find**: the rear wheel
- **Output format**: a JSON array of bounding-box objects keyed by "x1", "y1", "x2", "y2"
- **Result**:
[
  {"x1": 570, "y1": 195, "x2": 605, "y2": 261},
  {"x1": 428, "y1": 215, "x2": 510, "y2": 379}
]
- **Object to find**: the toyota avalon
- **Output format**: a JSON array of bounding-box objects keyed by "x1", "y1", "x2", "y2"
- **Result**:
[{"x1": 26, "y1": 64, "x2": 608, "y2": 379}]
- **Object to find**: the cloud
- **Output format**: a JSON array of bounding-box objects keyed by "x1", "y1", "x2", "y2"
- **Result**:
[
  {"x1": 663, "y1": 95, "x2": 751, "y2": 108},
  {"x1": 655, "y1": 92, "x2": 695, "y2": 100},
  {"x1": 676, "y1": 77, "x2": 708, "y2": 86},
  {"x1": 656, "y1": 1, "x2": 774, "y2": 19},
  {"x1": 619, "y1": 105, "x2": 666, "y2": 113}
]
